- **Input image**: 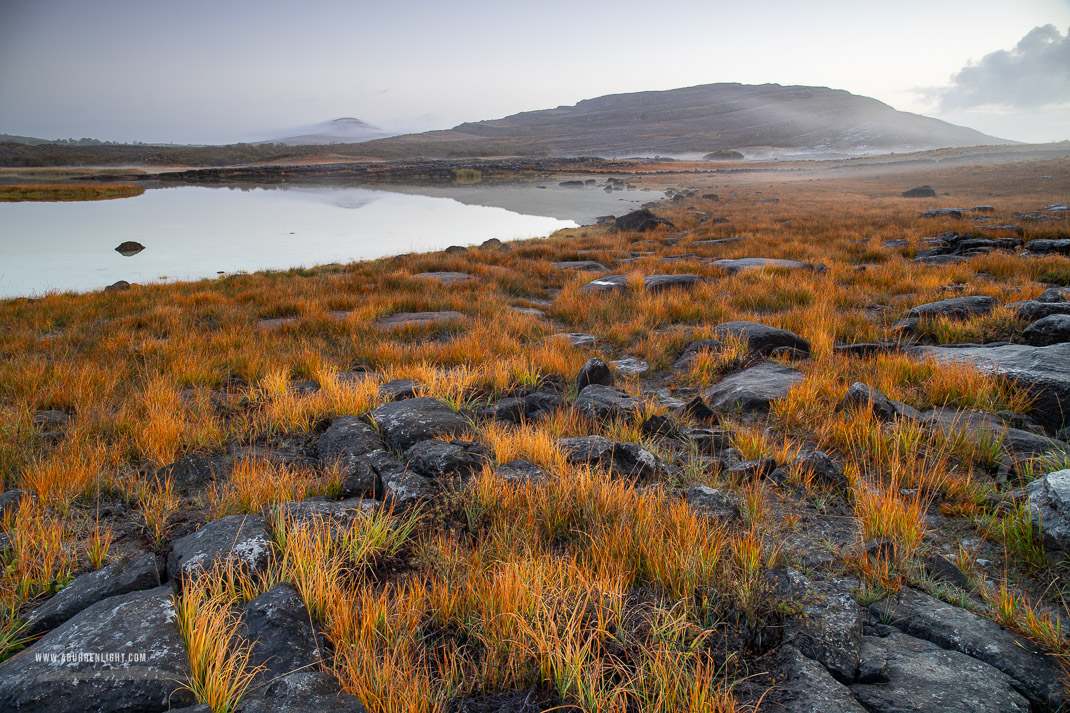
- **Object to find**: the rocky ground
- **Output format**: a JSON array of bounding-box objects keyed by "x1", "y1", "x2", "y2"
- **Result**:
[{"x1": 0, "y1": 157, "x2": 1068, "y2": 712}]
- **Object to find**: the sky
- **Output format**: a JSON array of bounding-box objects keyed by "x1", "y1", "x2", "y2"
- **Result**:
[{"x1": 1, "y1": 0, "x2": 1069, "y2": 145}]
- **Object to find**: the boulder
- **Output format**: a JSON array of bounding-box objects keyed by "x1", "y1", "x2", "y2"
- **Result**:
[
  {"x1": 849, "y1": 631, "x2": 1030, "y2": 713},
  {"x1": 773, "y1": 569, "x2": 863, "y2": 682},
  {"x1": 265, "y1": 499, "x2": 375, "y2": 538},
  {"x1": 1023, "y1": 314, "x2": 1070, "y2": 346},
  {"x1": 909, "y1": 343, "x2": 1070, "y2": 432},
  {"x1": 711, "y1": 257, "x2": 818, "y2": 274},
  {"x1": 167, "y1": 514, "x2": 274, "y2": 587},
  {"x1": 921, "y1": 408, "x2": 1069, "y2": 474},
  {"x1": 612, "y1": 208, "x2": 675, "y2": 233},
  {"x1": 773, "y1": 645, "x2": 867, "y2": 713},
  {"x1": 238, "y1": 671, "x2": 369, "y2": 713},
  {"x1": 610, "y1": 356, "x2": 648, "y2": 375},
  {"x1": 713, "y1": 321, "x2": 810, "y2": 356},
  {"x1": 871, "y1": 587, "x2": 1065, "y2": 711},
  {"x1": 114, "y1": 240, "x2": 145, "y2": 255},
  {"x1": 579, "y1": 274, "x2": 629, "y2": 294},
  {"x1": 576, "y1": 357, "x2": 614, "y2": 391},
  {"x1": 353, "y1": 450, "x2": 432, "y2": 508},
  {"x1": 902, "y1": 186, "x2": 937, "y2": 198},
  {"x1": 553, "y1": 260, "x2": 608, "y2": 271},
  {"x1": 672, "y1": 339, "x2": 723, "y2": 371},
  {"x1": 155, "y1": 453, "x2": 228, "y2": 492},
  {"x1": 573, "y1": 384, "x2": 645, "y2": 421},
  {"x1": 1037, "y1": 287, "x2": 1070, "y2": 303},
  {"x1": 373, "y1": 311, "x2": 465, "y2": 329},
  {"x1": 104, "y1": 280, "x2": 131, "y2": 292},
  {"x1": 1022, "y1": 238, "x2": 1070, "y2": 256},
  {"x1": 905, "y1": 296, "x2": 998, "y2": 320},
  {"x1": 682, "y1": 426, "x2": 733, "y2": 453},
  {"x1": 0, "y1": 586, "x2": 196, "y2": 713},
  {"x1": 0, "y1": 489, "x2": 34, "y2": 523},
  {"x1": 477, "y1": 392, "x2": 563, "y2": 424},
  {"x1": 24, "y1": 553, "x2": 160, "y2": 637},
  {"x1": 842, "y1": 383, "x2": 921, "y2": 423},
  {"x1": 318, "y1": 417, "x2": 384, "y2": 465},
  {"x1": 919, "y1": 208, "x2": 965, "y2": 219},
  {"x1": 552, "y1": 332, "x2": 598, "y2": 347},
  {"x1": 239, "y1": 584, "x2": 324, "y2": 700},
  {"x1": 1027, "y1": 469, "x2": 1070, "y2": 554},
  {"x1": 368, "y1": 397, "x2": 469, "y2": 451},
  {"x1": 378, "y1": 378, "x2": 419, "y2": 401},
  {"x1": 414, "y1": 271, "x2": 472, "y2": 285},
  {"x1": 404, "y1": 439, "x2": 490, "y2": 480},
  {"x1": 496, "y1": 459, "x2": 550, "y2": 484},
  {"x1": 684, "y1": 485, "x2": 741, "y2": 521},
  {"x1": 643, "y1": 274, "x2": 701, "y2": 292},
  {"x1": 1010, "y1": 300, "x2": 1070, "y2": 322},
  {"x1": 703, "y1": 363, "x2": 804, "y2": 415},
  {"x1": 555, "y1": 436, "x2": 660, "y2": 479},
  {"x1": 792, "y1": 450, "x2": 849, "y2": 490}
]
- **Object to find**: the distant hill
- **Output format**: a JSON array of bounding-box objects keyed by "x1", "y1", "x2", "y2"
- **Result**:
[
  {"x1": 0, "y1": 134, "x2": 122, "y2": 146},
  {"x1": 366, "y1": 83, "x2": 1012, "y2": 157},
  {"x1": 258, "y1": 117, "x2": 396, "y2": 146}
]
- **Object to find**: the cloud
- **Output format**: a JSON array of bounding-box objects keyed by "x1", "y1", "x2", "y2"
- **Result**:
[{"x1": 936, "y1": 24, "x2": 1070, "y2": 110}]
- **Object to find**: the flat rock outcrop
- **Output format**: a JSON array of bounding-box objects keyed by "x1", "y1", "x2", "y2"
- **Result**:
[
  {"x1": 167, "y1": 514, "x2": 274, "y2": 587},
  {"x1": 368, "y1": 397, "x2": 469, "y2": 450}
]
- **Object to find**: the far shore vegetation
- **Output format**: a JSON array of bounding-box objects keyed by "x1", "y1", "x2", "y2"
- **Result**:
[{"x1": 0, "y1": 183, "x2": 145, "y2": 202}]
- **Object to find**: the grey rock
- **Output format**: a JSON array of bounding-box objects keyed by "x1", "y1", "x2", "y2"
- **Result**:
[
  {"x1": 703, "y1": 362, "x2": 804, "y2": 414},
  {"x1": 496, "y1": 459, "x2": 550, "y2": 484},
  {"x1": 553, "y1": 260, "x2": 607, "y2": 271},
  {"x1": 318, "y1": 416, "x2": 384, "y2": 465},
  {"x1": 0, "y1": 489, "x2": 34, "y2": 524},
  {"x1": 849, "y1": 631, "x2": 1030, "y2": 713},
  {"x1": 1023, "y1": 314, "x2": 1070, "y2": 346},
  {"x1": 714, "y1": 320, "x2": 810, "y2": 356},
  {"x1": 0, "y1": 586, "x2": 196, "y2": 713},
  {"x1": 239, "y1": 584, "x2": 323, "y2": 699},
  {"x1": 1027, "y1": 469, "x2": 1070, "y2": 554},
  {"x1": 774, "y1": 568, "x2": 863, "y2": 682},
  {"x1": 672, "y1": 339, "x2": 723, "y2": 371},
  {"x1": 555, "y1": 436, "x2": 660, "y2": 479},
  {"x1": 675, "y1": 396, "x2": 719, "y2": 424},
  {"x1": 1023, "y1": 238, "x2": 1070, "y2": 256},
  {"x1": 32, "y1": 409, "x2": 70, "y2": 427},
  {"x1": 1037, "y1": 287, "x2": 1070, "y2": 303},
  {"x1": 773, "y1": 645, "x2": 867, "y2": 713},
  {"x1": 579, "y1": 274, "x2": 629, "y2": 293},
  {"x1": 909, "y1": 343, "x2": 1070, "y2": 432},
  {"x1": 682, "y1": 427, "x2": 733, "y2": 453},
  {"x1": 921, "y1": 408, "x2": 1069, "y2": 472},
  {"x1": 25, "y1": 554, "x2": 160, "y2": 637},
  {"x1": 644, "y1": 274, "x2": 701, "y2": 292},
  {"x1": 1010, "y1": 300, "x2": 1070, "y2": 322},
  {"x1": 870, "y1": 587, "x2": 1064, "y2": 711},
  {"x1": 478, "y1": 392, "x2": 563, "y2": 424},
  {"x1": 239, "y1": 671, "x2": 369, "y2": 712},
  {"x1": 368, "y1": 397, "x2": 469, "y2": 451},
  {"x1": 843, "y1": 382, "x2": 921, "y2": 423},
  {"x1": 373, "y1": 311, "x2": 465, "y2": 329},
  {"x1": 264, "y1": 498, "x2": 375, "y2": 538},
  {"x1": 414, "y1": 271, "x2": 472, "y2": 285},
  {"x1": 793, "y1": 450, "x2": 849, "y2": 490},
  {"x1": 167, "y1": 514, "x2": 273, "y2": 587},
  {"x1": 404, "y1": 439, "x2": 490, "y2": 480},
  {"x1": 610, "y1": 356, "x2": 649, "y2": 375},
  {"x1": 905, "y1": 296, "x2": 998, "y2": 320},
  {"x1": 921, "y1": 555, "x2": 968, "y2": 589},
  {"x1": 577, "y1": 357, "x2": 615, "y2": 391},
  {"x1": 574, "y1": 384, "x2": 645, "y2": 421},
  {"x1": 378, "y1": 378, "x2": 419, "y2": 401},
  {"x1": 156, "y1": 453, "x2": 228, "y2": 491},
  {"x1": 725, "y1": 458, "x2": 777, "y2": 481},
  {"x1": 711, "y1": 257, "x2": 818, "y2": 274},
  {"x1": 902, "y1": 185, "x2": 937, "y2": 198},
  {"x1": 684, "y1": 485, "x2": 740, "y2": 521},
  {"x1": 552, "y1": 332, "x2": 598, "y2": 347},
  {"x1": 612, "y1": 208, "x2": 675, "y2": 233}
]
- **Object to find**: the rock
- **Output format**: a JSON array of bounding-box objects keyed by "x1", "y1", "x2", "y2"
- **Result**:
[
  {"x1": 1010, "y1": 300, "x2": 1070, "y2": 322},
  {"x1": 921, "y1": 555, "x2": 968, "y2": 589},
  {"x1": 368, "y1": 397, "x2": 469, "y2": 451},
  {"x1": 610, "y1": 356, "x2": 648, "y2": 375},
  {"x1": 156, "y1": 453, "x2": 228, "y2": 492},
  {"x1": 443, "y1": 245, "x2": 467, "y2": 254},
  {"x1": 684, "y1": 485, "x2": 741, "y2": 521},
  {"x1": 167, "y1": 514, "x2": 273, "y2": 587},
  {"x1": 32, "y1": 409, "x2": 70, "y2": 427},
  {"x1": 905, "y1": 296, "x2": 998, "y2": 320},
  {"x1": 640, "y1": 414, "x2": 679, "y2": 439},
  {"x1": 552, "y1": 332, "x2": 598, "y2": 347},
  {"x1": 265, "y1": 499, "x2": 374, "y2": 537},
  {"x1": 414, "y1": 271, "x2": 472, "y2": 285},
  {"x1": 555, "y1": 436, "x2": 660, "y2": 479},
  {"x1": 681, "y1": 427, "x2": 733, "y2": 453},
  {"x1": 725, "y1": 458, "x2": 777, "y2": 481},
  {"x1": 690, "y1": 237, "x2": 743, "y2": 248},
  {"x1": 1023, "y1": 238, "x2": 1070, "y2": 256},
  {"x1": 496, "y1": 459, "x2": 550, "y2": 484},
  {"x1": 842, "y1": 383, "x2": 921, "y2": 423},
  {"x1": 675, "y1": 396, "x2": 719, "y2": 424},
  {"x1": 114, "y1": 240, "x2": 145, "y2": 255},
  {"x1": 711, "y1": 257, "x2": 818, "y2": 274},
  {"x1": 611, "y1": 208, "x2": 675, "y2": 233},
  {"x1": 672, "y1": 339, "x2": 723, "y2": 371},
  {"x1": 379, "y1": 378, "x2": 419, "y2": 401},
  {"x1": 773, "y1": 569, "x2": 863, "y2": 682},
  {"x1": 849, "y1": 631, "x2": 1030, "y2": 713},
  {"x1": 318, "y1": 416, "x2": 384, "y2": 465},
  {"x1": 643, "y1": 274, "x2": 701, "y2": 292},
  {"x1": 577, "y1": 357, "x2": 615, "y2": 391},
  {"x1": 919, "y1": 208, "x2": 965, "y2": 219},
  {"x1": 404, "y1": 439, "x2": 490, "y2": 480},
  {"x1": 373, "y1": 311, "x2": 465, "y2": 329},
  {"x1": 704, "y1": 362, "x2": 804, "y2": 415},
  {"x1": 478, "y1": 392, "x2": 563, "y2": 424},
  {"x1": 902, "y1": 186, "x2": 937, "y2": 198},
  {"x1": 909, "y1": 343, "x2": 1070, "y2": 432},
  {"x1": 351, "y1": 450, "x2": 431, "y2": 508},
  {"x1": 0, "y1": 488, "x2": 34, "y2": 523},
  {"x1": 579, "y1": 274, "x2": 629, "y2": 294},
  {"x1": 1027, "y1": 469, "x2": 1070, "y2": 554},
  {"x1": 1023, "y1": 314, "x2": 1070, "y2": 346},
  {"x1": 921, "y1": 407, "x2": 1069, "y2": 474},
  {"x1": 239, "y1": 671, "x2": 369, "y2": 713},
  {"x1": 773, "y1": 645, "x2": 868, "y2": 713},
  {"x1": 713, "y1": 321, "x2": 810, "y2": 356},
  {"x1": 702, "y1": 193, "x2": 719, "y2": 200},
  {"x1": 0, "y1": 586, "x2": 196, "y2": 713},
  {"x1": 870, "y1": 587, "x2": 1064, "y2": 711},
  {"x1": 24, "y1": 554, "x2": 160, "y2": 637},
  {"x1": 480, "y1": 238, "x2": 504, "y2": 249},
  {"x1": 1037, "y1": 287, "x2": 1070, "y2": 303},
  {"x1": 104, "y1": 280, "x2": 131, "y2": 292},
  {"x1": 573, "y1": 384, "x2": 645, "y2": 421},
  {"x1": 793, "y1": 450, "x2": 849, "y2": 490},
  {"x1": 553, "y1": 260, "x2": 607, "y2": 271},
  {"x1": 239, "y1": 584, "x2": 323, "y2": 699}
]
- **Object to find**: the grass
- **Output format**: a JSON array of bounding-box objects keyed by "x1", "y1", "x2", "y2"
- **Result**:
[
  {"x1": 0, "y1": 183, "x2": 145, "y2": 202},
  {"x1": 1, "y1": 153, "x2": 1068, "y2": 708}
]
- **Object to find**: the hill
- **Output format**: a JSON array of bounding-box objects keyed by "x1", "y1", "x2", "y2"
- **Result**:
[
  {"x1": 258, "y1": 117, "x2": 396, "y2": 146},
  {"x1": 366, "y1": 83, "x2": 1012, "y2": 157}
]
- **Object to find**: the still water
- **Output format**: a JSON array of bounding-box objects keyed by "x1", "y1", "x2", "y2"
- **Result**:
[{"x1": 0, "y1": 182, "x2": 650, "y2": 298}]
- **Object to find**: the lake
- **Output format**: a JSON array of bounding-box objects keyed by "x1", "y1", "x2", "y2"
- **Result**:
[{"x1": 0, "y1": 181, "x2": 653, "y2": 298}]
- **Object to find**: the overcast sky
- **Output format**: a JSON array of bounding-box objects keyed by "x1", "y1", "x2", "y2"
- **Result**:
[{"x1": 1, "y1": 0, "x2": 1068, "y2": 145}]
